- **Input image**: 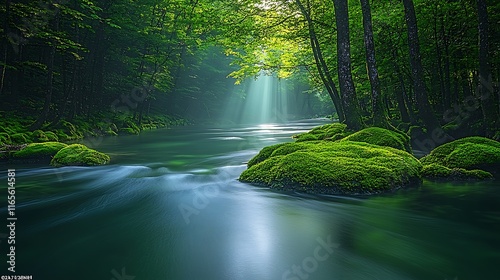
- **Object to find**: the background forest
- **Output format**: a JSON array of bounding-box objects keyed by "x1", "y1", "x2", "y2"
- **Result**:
[{"x1": 1, "y1": 0, "x2": 499, "y2": 149}]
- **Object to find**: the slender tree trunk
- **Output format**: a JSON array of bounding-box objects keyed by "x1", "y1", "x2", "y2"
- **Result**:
[
  {"x1": 402, "y1": 0, "x2": 445, "y2": 134},
  {"x1": 0, "y1": 0, "x2": 12, "y2": 96},
  {"x1": 477, "y1": 0, "x2": 499, "y2": 135},
  {"x1": 360, "y1": 0, "x2": 387, "y2": 127},
  {"x1": 295, "y1": 0, "x2": 345, "y2": 122},
  {"x1": 31, "y1": 15, "x2": 60, "y2": 130},
  {"x1": 334, "y1": 0, "x2": 363, "y2": 130}
]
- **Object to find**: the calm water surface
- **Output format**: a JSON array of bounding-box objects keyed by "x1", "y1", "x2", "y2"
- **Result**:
[{"x1": 1, "y1": 119, "x2": 499, "y2": 280}]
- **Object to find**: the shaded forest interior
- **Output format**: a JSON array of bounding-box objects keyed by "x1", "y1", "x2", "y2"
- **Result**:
[{"x1": 1, "y1": 0, "x2": 499, "y2": 148}]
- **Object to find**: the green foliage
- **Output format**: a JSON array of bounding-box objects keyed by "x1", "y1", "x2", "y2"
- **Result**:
[
  {"x1": 31, "y1": 130, "x2": 49, "y2": 142},
  {"x1": 341, "y1": 127, "x2": 412, "y2": 153},
  {"x1": 119, "y1": 128, "x2": 140, "y2": 135},
  {"x1": 421, "y1": 163, "x2": 492, "y2": 180},
  {"x1": 14, "y1": 142, "x2": 68, "y2": 161},
  {"x1": 240, "y1": 141, "x2": 422, "y2": 194},
  {"x1": 44, "y1": 131, "x2": 59, "y2": 142},
  {"x1": 0, "y1": 133, "x2": 12, "y2": 146},
  {"x1": 50, "y1": 144, "x2": 110, "y2": 167},
  {"x1": 10, "y1": 133, "x2": 32, "y2": 144}
]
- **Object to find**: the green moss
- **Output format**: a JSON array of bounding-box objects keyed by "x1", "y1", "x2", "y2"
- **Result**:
[
  {"x1": 421, "y1": 163, "x2": 493, "y2": 180},
  {"x1": 340, "y1": 127, "x2": 412, "y2": 153},
  {"x1": 10, "y1": 133, "x2": 32, "y2": 144},
  {"x1": 420, "y1": 137, "x2": 500, "y2": 172},
  {"x1": 0, "y1": 132, "x2": 12, "y2": 146},
  {"x1": 240, "y1": 141, "x2": 422, "y2": 195},
  {"x1": 493, "y1": 131, "x2": 500, "y2": 141},
  {"x1": 60, "y1": 121, "x2": 83, "y2": 140},
  {"x1": 45, "y1": 131, "x2": 59, "y2": 142},
  {"x1": 50, "y1": 144, "x2": 110, "y2": 167},
  {"x1": 292, "y1": 123, "x2": 348, "y2": 142},
  {"x1": 31, "y1": 130, "x2": 49, "y2": 142},
  {"x1": 119, "y1": 128, "x2": 140, "y2": 135},
  {"x1": 13, "y1": 142, "x2": 68, "y2": 161},
  {"x1": 247, "y1": 143, "x2": 288, "y2": 167}
]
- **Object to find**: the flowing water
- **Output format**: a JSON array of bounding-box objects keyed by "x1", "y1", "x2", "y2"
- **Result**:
[{"x1": 1, "y1": 119, "x2": 499, "y2": 280}]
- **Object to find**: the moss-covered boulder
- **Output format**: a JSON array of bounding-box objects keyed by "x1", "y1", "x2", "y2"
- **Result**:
[
  {"x1": 421, "y1": 163, "x2": 493, "y2": 180},
  {"x1": 50, "y1": 144, "x2": 110, "y2": 167},
  {"x1": 292, "y1": 123, "x2": 348, "y2": 142},
  {"x1": 13, "y1": 142, "x2": 67, "y2": 161},
  {"x1": 340, "y1": 127, "x2": 412, "y2": 153},
  {"x1": 420, "y1": 136, "x2": 500, "y2": 174},
  {"x1": 240, "y1": 141, "x2": 422, "y2": 195}
]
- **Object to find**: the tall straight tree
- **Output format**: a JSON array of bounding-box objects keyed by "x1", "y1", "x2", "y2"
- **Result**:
[
  {"x1": 333, "y1": 0, "x2": 363, "y2": 130},
  {"x1": 477, "y1": 0, "x2": 498, "y2": 135},
  {"x1": 402, "y1": 0, "x2": 444, "y2": 133},
  {"x1": 295, "y1": 0, "x2": 345, "y2": 122},
  {"x1": 359, "y1": 0, "x2": 388, "y2": 127}
]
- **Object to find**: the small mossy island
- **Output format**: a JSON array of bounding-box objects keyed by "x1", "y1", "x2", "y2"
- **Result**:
[
  {"x1": 240, "y1": 126, "x2": 421, "y2": 195},
  {"x1": 13, "y1": 142, "x2": 68, "y2": 162},
  {"x1": 241, "y1": 125, "x2": 500, "y2": 195},
  {"x1": 5, "y1": 142, "x2": 111, "y2": 167},
  {"x1": 50, "y1": 144, "x2": 110, "y2": 167},
  {"x1": 420, "y1": 136, "x2": 500, "y2": 180}
]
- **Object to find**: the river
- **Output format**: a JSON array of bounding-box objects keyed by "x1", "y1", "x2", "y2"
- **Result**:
[{"x1": 1, "y1": 119, "x2": 499, "y2": 280}]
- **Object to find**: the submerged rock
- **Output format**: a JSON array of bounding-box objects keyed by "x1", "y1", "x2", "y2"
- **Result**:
[
  {"x1": 240, "y1": 141, "x2": 422, "y2": 195},
  {"x1": 50, "y1": 144, "x2": 110, "y2": 167}
]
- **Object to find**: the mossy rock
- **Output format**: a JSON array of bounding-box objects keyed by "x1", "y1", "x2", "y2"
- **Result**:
[
  {"x1": 420, "y1": 136, "x2": 500, "y2": 174},
  {"x1": 10, "y1": 133, "x2": 32, "y2": 144},
  {"x1": 50, "y1": 144, "x2": 110, "y2": 167},
  {"x1": 340, "y1": 127, "x2": 412, "y2": 153},
  {"x1": 421, "y1": 163, "x2": 492, "y2": 180},
  {"x1": 293, "y1": 123, "x2": 348, "y2": 142},
  {"x1": 240, "y1": 141, "x2": 422, "y2": 195},
  {"x1": 13, "y1": 142, "x2": 68, "y2": 162}
]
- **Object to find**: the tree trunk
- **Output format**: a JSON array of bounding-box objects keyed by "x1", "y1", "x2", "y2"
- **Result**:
[
  {"x1": 360, "y1": 0, "x2": 387, "y2": 127},
  {"x1": 402, "y1": 0, "x2": 445, "y2": 134},
  {"x1": 295, "y1": 0, "x2": 345, "y2": 122},
  {"x1": 31, "y1": 15, "x2": 59, "y2": 131},
  {"x1": 0, "y1": 0, "x2": 12, "y2": 96},
  {"x1": 477, "y1": 0, "x2": 499, "y2": 135},
  {"x1": 334, "y1": 0, "x2": 363, "y2": 130}
]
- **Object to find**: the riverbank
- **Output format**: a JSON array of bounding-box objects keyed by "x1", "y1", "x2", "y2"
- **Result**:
[{"x1": 0, "y1": 111, "x2": 189, "y2": 163}]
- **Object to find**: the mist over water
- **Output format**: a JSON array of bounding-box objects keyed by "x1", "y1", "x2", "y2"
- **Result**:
[{"x1": 224, "y1": 73, "x2": 291, "y2": 125}]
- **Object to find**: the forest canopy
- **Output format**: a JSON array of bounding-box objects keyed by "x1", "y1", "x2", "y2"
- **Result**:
[{"x1": 1, "y1": 0, "x2": 499, "y2": 145}]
